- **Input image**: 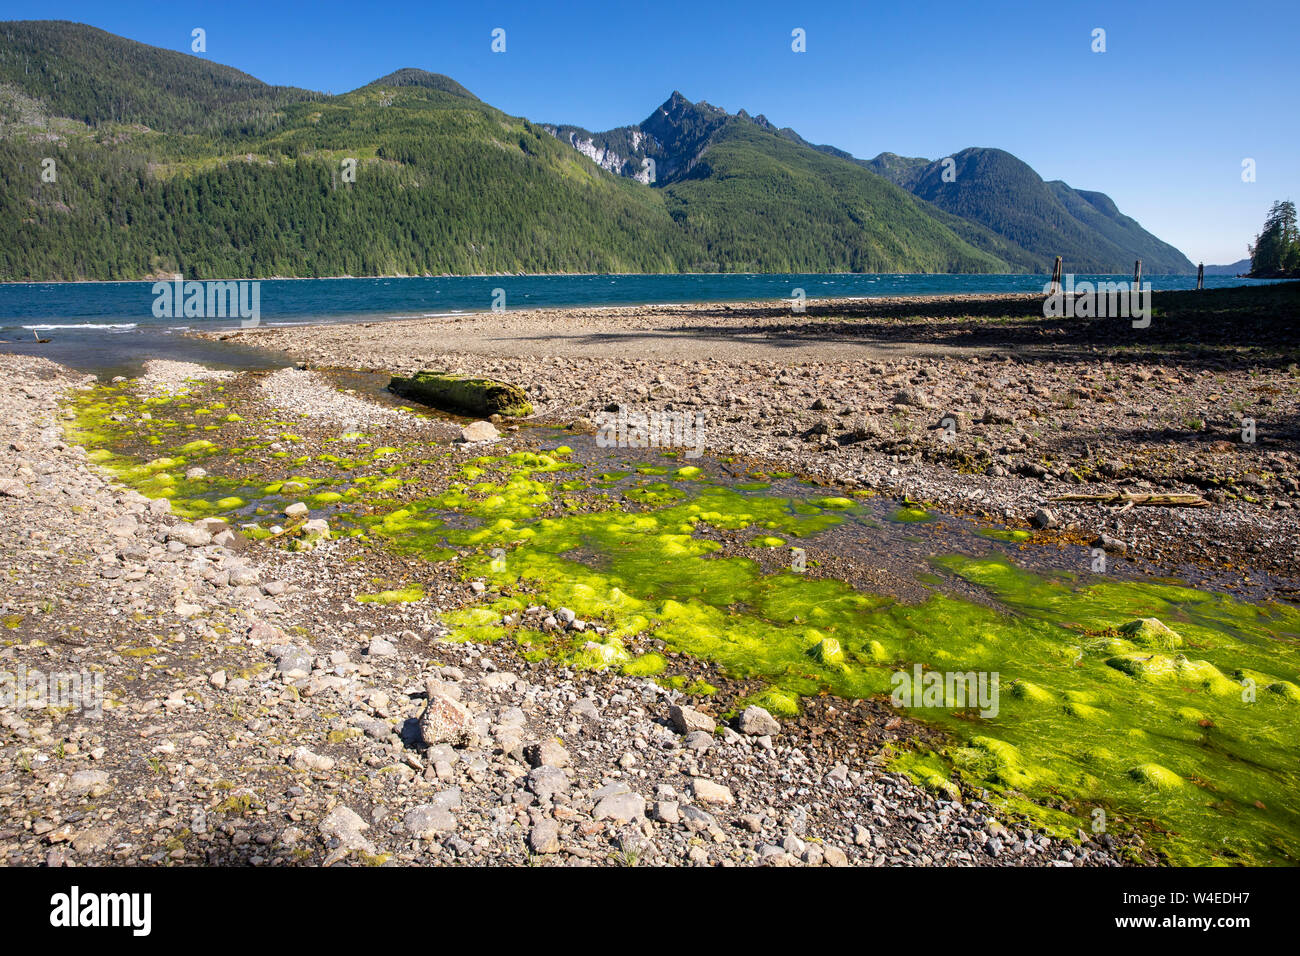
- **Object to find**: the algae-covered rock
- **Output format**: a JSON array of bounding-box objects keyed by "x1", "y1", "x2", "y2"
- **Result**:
[
  {"x1": 1119, "y1": 617, "x2": 1184, "y2": 650},
  {"x1": 745, "y1": 687, "x2": 800, "y2": 718},
  {"x1": 1128, "y1": 762, "x2": 1185, "y2": 791},
  {"x1": 1105, "y1": 652, "x2": 1225, "y2": 686},
  {"x1": 1267, "y1": 680, "x2": 1300, "y2": 703},
  {"x1": 953, "y1": 735, "x2": 1036, "y2": 789},
  {"x1": 1009, "y1": 680, "x2": 1053, "y2": 704},
  {"x1": 389, "y1": 370, "x2": 532, "y2": 417},
  {"x1": 809, "y1": 636, "x2": 844, "y2": 665}
]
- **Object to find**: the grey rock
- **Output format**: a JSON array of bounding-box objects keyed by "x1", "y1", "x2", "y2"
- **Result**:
[
  {"x1": 403, "y1": 804, "x2": 457, "y2": 839},
  {"x1": 668, "y1": 703, "x2": 715, "y2": 735},
  {"x1": 527, "y1": 766, "x2": 571, "y2": 801},
  {"x1": 593, "y1": 791, "x2": 646, "y2": 823},
  {"x1": 737, "y1": 704, "x2": 781, "y2": 736}
]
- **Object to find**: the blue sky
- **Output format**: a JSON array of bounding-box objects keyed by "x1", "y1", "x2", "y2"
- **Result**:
[{"x1": 8, "y1": 0, "x2": 1297, "y2": 264}]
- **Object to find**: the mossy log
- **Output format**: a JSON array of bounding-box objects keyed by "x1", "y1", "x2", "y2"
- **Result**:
[{"x1": 388, "y1": 370, "x2": 533, "y2": 417}]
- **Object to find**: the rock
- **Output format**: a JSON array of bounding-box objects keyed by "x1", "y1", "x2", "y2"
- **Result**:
[
  {"x1": 66, "y1": 770, "x2": 112, "y2": 798},
  {"x1": 105, "y1": 515, "x2": 137, "y2": 538},
  {"x1": 982, "y1": 407, "x2": 1015, "y2": 424},
  {"x1": 419, "y1": 694, "x2": 475, "y2": 747},
  {"x1": 285, "y1": 502, "x2": 308, "y2": 517},
  {"x1": 459, "y1": 421, "x2": 500, "y2": 443},
  {"x1": 166, "y1": 523, "x2": 211, "y2": 547},
  {"x1": 319, "y1": 805, "x2": 373, "y2": 853},
  {"x1": 365, "y1": 637, "x2": 397, "y2": 657},
  {"x1": 650, "y1": 801, "x2": 681, "y2": 825},
  {"x1": 823, "y1": 845, "x2": 849, "y2": 867},
  {"x1": 0, "y1": 478, "x2": 28, "y2": 498},
  {"x1": 247, "y1": 620, "x2": 283, "y2": 643},
  {"x1": 892, "y1": 388, "x2": 931, "y2": 408},
  {"x1": 289, "y1": 746, "x2": 335, "y2": 772},
  {"x1": 301, "y1": 518, "x2": 330, "y2": 540},
  {"x1": 738, "y1": 705, "x2": 781, "y2": 736},
  {"x1": 690, "y1": 777, "x2": 734, "y2": 806},
  {"x1": 1093, "y1": 533, "x2": 1127, "y2": 554},
  {"x1": 1030, "y1": 507, "x2": 1058, "y2": 529},
  {"x1": 683, "y1": 730, "x2": 713, "y2": 752},
  {"x1": 526, "y1": 766, "x2": 570, "y2": 801},
  {"x1": 274, "y1": 645, "x2": 313, "y2": 678},
  {"x1": 403, "y1": 804, "x2": 457, "y2": 839},
  {"x1": 528, "y1": 819, "x2": 561, "y2": 854},
  {"x1": 680, "y1": 805, "x2": 718, "y2": 833},
  {"x1": 70, "y1": 827, "x2": 114, "y2": 855},
  {"x1": 593, "y1": 791, "x2": 646, "y2": 823},
  {"x1": 524, "y1": 738, "x2": 571, "y2": 769},
  {"x1": 668, "y1": 703, "x2": 715, "y2": 735}
]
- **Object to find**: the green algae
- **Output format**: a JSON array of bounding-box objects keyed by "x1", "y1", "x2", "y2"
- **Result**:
[
  {"x1": 356, "y1": 586, "x2": 425, "y2": 605},
  {"x1": 977, "y1": 527, "x2": 1033, "y2": 542},
  {"x1": 622, "y1": 652, "x2": 667, "y2": 677}
]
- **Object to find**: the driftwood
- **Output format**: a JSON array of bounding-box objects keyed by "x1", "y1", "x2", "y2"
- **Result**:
[{"x1": 1051, "y1": 492, "x2": 1210, "y2": 509}]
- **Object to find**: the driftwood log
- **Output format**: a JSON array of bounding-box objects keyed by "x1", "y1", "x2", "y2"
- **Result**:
[{"x1": 1051, "y1": 492, "x2": 1210, "y2": 509}]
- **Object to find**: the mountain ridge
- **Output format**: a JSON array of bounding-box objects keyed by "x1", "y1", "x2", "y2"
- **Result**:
[
  {"x1": 542, "y1": 95, "x2": 1191, "y2": 274},
  {"x1": 0, "y1": 20, "x2": 1191, "y2": 279}
]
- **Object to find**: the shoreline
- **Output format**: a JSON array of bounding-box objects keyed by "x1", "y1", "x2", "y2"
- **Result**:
[
  {"x1": 201, "y1": 285, "x2": 1300, "y2": 589},
  {"x1": 2, "y1": 270, "x2": 1250, "y2": 286}
]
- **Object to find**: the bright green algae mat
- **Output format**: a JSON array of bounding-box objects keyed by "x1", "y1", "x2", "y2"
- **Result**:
[{"x1": 65, "y1": 381, "x2": 1300, "y2": 865}]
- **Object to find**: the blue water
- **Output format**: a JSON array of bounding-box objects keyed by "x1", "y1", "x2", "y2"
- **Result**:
[
  {"x1": 0, "y1": 272, "x2": 1285, "y2": 376},
  {"x1": 0, "y1": 273, "x2": 1279, "y2": 333}
]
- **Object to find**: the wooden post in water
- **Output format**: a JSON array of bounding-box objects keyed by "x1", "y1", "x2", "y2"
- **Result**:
[
  {"x1": 1133, "y1": 259, "x2": 1142, "y2": 288},
  {"x1": 1049, "y1": 256, "x2": 1063, "y2": 296},
  {"x1": 1197, "y1": 263, "x2": 1204, "y2": 290}
]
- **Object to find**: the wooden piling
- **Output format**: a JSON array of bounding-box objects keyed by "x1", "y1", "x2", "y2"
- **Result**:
[
  {"x1": 1197, "y1": 263, "x2": 1204, "y2": 290},
  {"x1": 1133, "y1": 259, "x2": 1142, "y2": 288},
  {"x1": 1049, "y1": 256, "x2": 1063, "y2": 295}
]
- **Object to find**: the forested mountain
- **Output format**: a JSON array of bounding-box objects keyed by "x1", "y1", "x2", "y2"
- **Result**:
[
  {"x1": 545, "y1": 100, "x2": 1192, "y2": 275},
  {"x1": 0, "y1": 20, "x2": 321, "y2": 134},
  {"x1": 862, "y1": 147, "x2": 1194, "y2": 273},
  {"x1": 0, "y1": 20, "x2": 1190, "y2": 280}
]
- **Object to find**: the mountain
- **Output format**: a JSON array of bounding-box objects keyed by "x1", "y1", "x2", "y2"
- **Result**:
[
  {"x1": 0, "y1": 20, "x2": 1189, "y2": 280},
  {"x1": 862, "y1": 147, "x2": 1193, "y2": 274},
  {"x1": 545, "y1": 102, "x2": 1190, "y2": 275},
  {"x1": 1203, "y1": 258, "x2": 1252, "y2": 276},
  {"x1": 542, "y1": 93, "x2": 1008, "y2": 273},
  {"x1": 0, "y1": 20, "x2": 321, "y2": 133}
]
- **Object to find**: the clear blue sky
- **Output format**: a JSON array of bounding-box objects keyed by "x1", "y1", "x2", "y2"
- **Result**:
[{"x1": 9, "y1": 0, "x2": 1297, "y2": 264}]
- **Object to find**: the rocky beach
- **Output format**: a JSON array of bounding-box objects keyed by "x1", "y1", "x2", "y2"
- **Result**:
[{"x1": 2, "y1": 285, "x2": 1298, "y2": 868}]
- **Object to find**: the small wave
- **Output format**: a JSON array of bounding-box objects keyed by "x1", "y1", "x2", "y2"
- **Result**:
[{"x1": 22, "y1": 322, "x2": 138, "y2": 331}]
